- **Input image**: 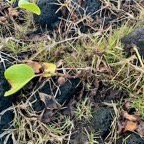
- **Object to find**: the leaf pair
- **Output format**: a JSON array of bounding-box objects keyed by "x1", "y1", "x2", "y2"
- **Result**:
[{"x1": 4, "y1": 63, "x2": 56, "y2": 96}]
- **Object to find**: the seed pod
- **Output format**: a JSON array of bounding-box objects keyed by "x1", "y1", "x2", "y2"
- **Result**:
[
  {"x1": 0, "y1": 16, "x2": 7, "y2": 23},
  {"x1": 58, "y1": 76, "x2": 66, "y2": 86}
]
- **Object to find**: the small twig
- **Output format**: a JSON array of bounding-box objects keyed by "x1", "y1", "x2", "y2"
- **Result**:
[
  {"x1": 133, "y1": 46, "x2": 144, "y2": 68},
  {"x1": 0, "y1": 51, "x2": 21, "y2": 62}
]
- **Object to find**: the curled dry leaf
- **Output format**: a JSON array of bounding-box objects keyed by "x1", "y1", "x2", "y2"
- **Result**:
[
  {"x1": 8, "y1": 7, "x2": 19, "y2": 17},
  {"x1": 137, "y1": 120, "x2": 144, "y2": 137},
  {"x1": 123, "y1": 111, "x2": 139, "y2": 121},
  {"x1": 24, "y1": 60, "x2": 56, "y2": 78},
  {"x1": 39, "y1": 108, "x2": 55, "y2": 123},
  {"x1": 62, "y1": 99, "x2": 77, "y2": 117},
  {"x1": 42, "y1": 62, "x2": 56, "y2": 77},
  {"x1": 124, "y1": 100, "x2": 132, "y2": 110},
  {"x1": 123, "y1": 121, "x2": 138, "y2": 132},
  {"x1": 24, "y1": 60, "x2": 42, "y2": 73},
  {"x1": 117, "y1": 121, "x2": 126, "y2": 134},
  {"x1": 39, "y1": 92, "x2": 61, "y2": 109}
]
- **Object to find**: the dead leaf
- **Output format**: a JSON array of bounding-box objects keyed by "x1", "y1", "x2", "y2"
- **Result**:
[
  {"x1": 24, "y1": 60, "x2": 42, "y2": 73},
  {"x1": 39, "y1": 92, "x2": 61, "y2": 109},
  {"x1": 39, "y1": 108, "x2": 55, "y2": 123},
  {"x1": 117, "y1": 121, "x2": 126, "y2": 134},
  {"x1": 123, "y1": 111, "x2": 139, "y2": 121},
  {"x1": 123, "y1": 121, "x2": 138, "y2": 132},
  {"x1": 42, "y1": 62, "x2": 56, "y2": 77},
  {"x1": 124, "y1": 100, "x2": 133, "y2": 110},
  {"x1": 63, "y1": 99, "x2": 77, "y2": 117},
  {"x1": 137, "y1": 120, "x2": 144, "y2": 137},
  {"x1": 8, "y1": 7, "x2": 19, "y2": 17}
]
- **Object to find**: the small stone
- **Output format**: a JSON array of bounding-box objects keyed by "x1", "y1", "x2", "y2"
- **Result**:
[
  {"x1": 58, "y1": 76, "x2": 66, "y2": 86},
  {"x1": 121, "y1": 26, "x2": 144, "y2": 58},
  {"x1": 91, "y1": 107, "x2": 114, "y2": 136},
  {"x1": 54, "y1": 50, "x2": 61, "y2": 57},
  {"x1": 0, "y1": 16, "x2": 7, "y2": 23},
  {"x1": 33, "y1": 0, "x2": 62, "y2": 28}
]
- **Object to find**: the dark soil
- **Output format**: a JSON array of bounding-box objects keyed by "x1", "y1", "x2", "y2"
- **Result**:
[
  {"x1": 92, "y1": 107, "x2": 114, "y2": 137},
  {"x1": 39, "y1": 78, "x2": 82, "y2": 105},
  {"x1": 70, "y1": 107, "x2": 115, "y2": 144},
  {"x1": 33, "y1": 0, "x2": 138, "y2": 34},
  {"x1": 0, "y1": 111, "x2": 14, "y2": 144},
  {"x1": 0, "y1": 61, "x2": 17, "y2": 143},
  {"x1": 34, "y1": 0, "x2": 62, "y2": 29},
  {"x1": 117, "y1": 132, "x2": 144, "y2": 144}
]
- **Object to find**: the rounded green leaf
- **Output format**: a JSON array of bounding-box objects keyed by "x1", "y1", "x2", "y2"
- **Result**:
[
  {"x1": 18, "y1": 0, "x2": 41, "y2": 15},
  {"x1": 4, "y1": 64, "x2": 35, "y2": 96}
]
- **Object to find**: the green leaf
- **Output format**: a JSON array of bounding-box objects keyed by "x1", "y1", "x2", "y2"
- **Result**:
[
  {"x1": 42, "y1": 63, "x2": 57, "y2": 77},
  {"x1": 4, "y1": 64, "x2": 35, "y2": 96},
  {"x1": 18, "y1": 0, "x2": 41, "y2": 15},
  {"x1": 6, "y1": 0, "x2": 15, "y2": 5}
]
